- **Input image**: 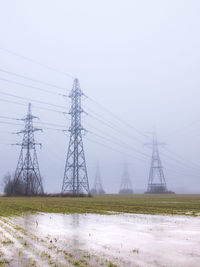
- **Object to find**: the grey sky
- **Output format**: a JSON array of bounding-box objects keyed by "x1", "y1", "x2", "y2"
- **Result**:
[{"x1": 0, "y1": 0, "x2": 200, "y2": 193}]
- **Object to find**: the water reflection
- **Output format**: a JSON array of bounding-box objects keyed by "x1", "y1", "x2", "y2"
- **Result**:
[
  {"x1": 23, "y1": 213, "x2": 37, "y2": 232},
  {"x1": 13, "y1": 213, "x2": 200, "y2": 267},
  {"x1": 66, "y1": 213, "x2": 81, "y2": 249},
  {"x1": 72, "y1": 213, "x2": 80, "y2": 228}
]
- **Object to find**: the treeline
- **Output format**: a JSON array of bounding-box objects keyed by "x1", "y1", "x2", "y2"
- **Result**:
[
  {"x1": 2, "y1": 173, "x2": 92, "y2": 197},
  {"x1": 3, "y1": 173, "x2": 43, "y2": 196}
]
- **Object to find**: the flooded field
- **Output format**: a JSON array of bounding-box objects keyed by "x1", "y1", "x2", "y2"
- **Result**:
[{"x1": 0, "y1": 213, "x2": 199, "y2": 267}]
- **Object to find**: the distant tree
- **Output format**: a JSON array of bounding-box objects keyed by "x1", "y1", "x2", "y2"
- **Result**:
[
  {"x1": 23, "y1": 173, "x2": 43, "y2": 195},
  {"x1": 3, "y1": 173, "x2": 13, "y2": 196},
  {"x1": 3, "y1": 171, "x2": 44, "y2": 196},
  {"x1": 3, "y1": 173, "x2": 25, "y2": 196}
]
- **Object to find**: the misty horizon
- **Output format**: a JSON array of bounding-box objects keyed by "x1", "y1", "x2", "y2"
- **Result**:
[{"x1": 0, "y1": 0, "x2": 200, "y2": 194}]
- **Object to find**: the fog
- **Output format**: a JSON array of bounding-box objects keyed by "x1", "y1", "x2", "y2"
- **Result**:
[{"x1": 0, "y1": 0, "x2": 200, "y2": 193}]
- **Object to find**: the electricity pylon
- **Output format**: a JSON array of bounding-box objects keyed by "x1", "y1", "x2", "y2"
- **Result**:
[
  {"x1": 145, "y1": 132, "x2": 173, "y2": 194},
  {"x1": 14, "y1": 103, "x2": 44, "y2": 195},
  {"x1": 61, "y1": 78, "x2": 90, "y2": 195},
  {"x1": 90, "y1": 163, "x2": 105, "y2": 194},
  {"x1": 119, "y1": 163, "x2": 133, "y2": 194}
]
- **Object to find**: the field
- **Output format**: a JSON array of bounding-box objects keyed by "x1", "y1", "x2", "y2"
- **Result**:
[
  {"x1": 0, "y1": 194, "x2": 200, "y2": 266},
  {"x1": 0, "y1": 194, "x2": 200, "y2": 217}
]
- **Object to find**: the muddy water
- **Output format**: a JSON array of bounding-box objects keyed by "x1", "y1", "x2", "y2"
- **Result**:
[{"x1": 0, "y1": 213, "x2": 200, "y2": 266}]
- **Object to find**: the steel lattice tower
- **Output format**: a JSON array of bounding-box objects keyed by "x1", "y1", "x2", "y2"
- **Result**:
[
  {"x1": 61, "y1": 78, "x2": 90, "y2": 195},
  {"x1": 145, "y1": 133, "x2": 169, "y2": 193},
  {"x1": 91, "y1": 163, "x2": 105, "y2": 194},
  {"x1": 14, "y1": 103, "x2": 44, "y2": 195},
  {"x1": 119, "y1": 164, "x2": 133, "y2": 194}
]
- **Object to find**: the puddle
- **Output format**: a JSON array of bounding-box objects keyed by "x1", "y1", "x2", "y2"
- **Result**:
[{"x1": 0, "y1": 213, "x2": 200, "y2": 266}]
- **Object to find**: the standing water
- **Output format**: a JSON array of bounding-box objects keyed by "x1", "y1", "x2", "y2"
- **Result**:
[{"x1": 0, "y1": 213, "x2": 199, "y2": 266}]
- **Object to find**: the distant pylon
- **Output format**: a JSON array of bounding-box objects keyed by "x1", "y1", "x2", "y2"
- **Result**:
[
  {"x1": 119, "y1": 163, "x2": 133, "y2": 194},
  {"x1": 61, "y1": 78, "x2": 90, "y2": 195},
  {"x1": 90, "y1": 163, "x2": 105, "y2": 194},
  {"x1": 14, "y1": 103, "x2": 44, "y2": 195},
  {"x1": 145, "y1": 132, "x2": 174, "y2": 194}
]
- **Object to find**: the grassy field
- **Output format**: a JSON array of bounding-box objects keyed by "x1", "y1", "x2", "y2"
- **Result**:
[{"x1": 0, "y1": 194, "x2": 200, "y2": 217}]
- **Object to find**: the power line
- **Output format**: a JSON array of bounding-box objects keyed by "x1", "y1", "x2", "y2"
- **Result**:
[
  {"x1": 0, "y1": 63, "x2": 198, "y2": 178},
  {"x1": 88, "y1": 128, "x2": 200, "y2": 175},
  {"x1": 0, "y1": 98, "x2": 66, "y2": 114},
  {"x1": 145, "y1": 132, "x2": 200, "y2": 172},
  {"x1": 0, "y1": 47, "x2": 75, "y2": 79},
  {"x1": 88, "y1": 96, "x2": 151, "y2": 141},
  {"x1": 163, "y1": 159, "x2": 200, "y2": 178},
  {"x1": 38, "y1": 126, "x2": 67, "y2": 132},
  {"x1": 166, "y1": 119, "x2": 200, "y2": 138},
  {"x1": 0, "y1": 68, "x2": 67, "y2": 91},
  {"x1": 86, "y1": 135, "x2": 199, "y2": 178},
  {"x1": 84, "y1": 104, "x2": 146, "y2": 145},
  {"x1": 86, "y1": 112, "x2": 146, "y2": 146},
  {"x1": 0, "y1": 91, "x2": 66, "y2": 109},
  {"x1": 1, "y1": 117, "x2": 198, "y2": 176},
  {"x1": 89, "y1": 130, "x2": 150, "y2": 159},
  {"x1": 0, "y1": 114, "x2": 67, "y2": 128},
  {"x1": 2, "y1": 96, "x2": 198, "y2": 174},
  {"x1": 0, "y1": 77, "x2": 64, "y2": 96},
  {"x1": 0, "y1": 110, "x2": 151, "y2": 161},
  {"x1": 0, "y1": 115, "x2": 19, "y2": 121},
  {"x1": 0, "y1": 120, "x2": 66, "y2": 132},
  {"x1": 37, "y1": 121, "x2": 66, "y2": 128},
  {"x1": 86, "y1": 108, "x2": 200, "y2": 172},
  {"x1": 160, "y1": 148, "x2": 200, "y2": 172},
  {"x1": 89, "y1": 129, "x2": 200, "y2": 174},
  {"x1": 0, "y1": 120, "x2": 23, "y2": 127},
  {"x1": 164, "y1": 147, "x2": 200, "y2": 169},
  {"x1": 85, "y1": 113, "x2": 200, "y2": 172},
  {"x1": 85, "y1": 136, "x2": 148, "y2": 164}
]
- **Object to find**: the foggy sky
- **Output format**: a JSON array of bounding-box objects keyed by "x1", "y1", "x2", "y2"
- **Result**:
[{"x1": 0, "y1": 0, "x2": 200, "y2": 193}]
